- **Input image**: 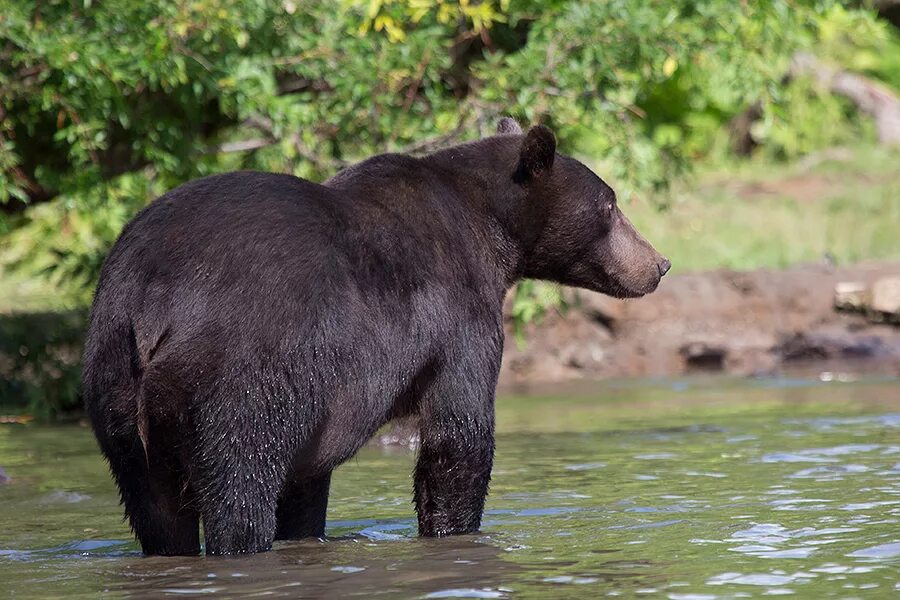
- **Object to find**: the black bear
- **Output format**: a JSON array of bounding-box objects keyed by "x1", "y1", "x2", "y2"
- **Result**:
[{"x1": 83, "y1": 118, "x2": 670, "y2": 555}]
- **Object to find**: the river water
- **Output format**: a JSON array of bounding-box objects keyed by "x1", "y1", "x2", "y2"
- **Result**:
[{"x1": 1, "y1": 375, "x2": 898, "y2": 598}]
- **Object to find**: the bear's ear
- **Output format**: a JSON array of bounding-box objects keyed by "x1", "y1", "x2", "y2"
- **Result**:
[
  {"x1": 497, "y1": 117, "x2": 523, "y2": 135},
  {"x1": 519, "y1": 125, "x2": 556, "y2": 180}
]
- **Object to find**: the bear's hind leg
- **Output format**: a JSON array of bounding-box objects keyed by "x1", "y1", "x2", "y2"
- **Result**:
[
  {"x1": 192, "y1": 385, "x2": 301, "y2": 554},
  {"x1": 196, "y1": 440, "x2": 288, "y2": 555},
  {"x1": 104, "y1": 438, "x2": 200, "y2": 556},
  {"x1": 275, "y1": 471, "x2": 331, "y2": 540}
]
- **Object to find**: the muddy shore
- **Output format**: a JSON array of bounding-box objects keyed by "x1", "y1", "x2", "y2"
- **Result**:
[
  {"x1": 499, "y1": 260, "x2": 900, "y2": 389},
  {"x1": 376, "y1": 260, "x2": 900, "y2": 446}
]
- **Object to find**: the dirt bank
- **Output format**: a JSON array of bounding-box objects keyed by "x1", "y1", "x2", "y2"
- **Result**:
[{"x1": 500, "y1": 261, "x2": 900, "y2": 389}]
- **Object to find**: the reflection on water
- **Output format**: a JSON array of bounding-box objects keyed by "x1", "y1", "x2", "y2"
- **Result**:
[{"x1": 1, "y1": 376, "x2": 898, "y2": 598}]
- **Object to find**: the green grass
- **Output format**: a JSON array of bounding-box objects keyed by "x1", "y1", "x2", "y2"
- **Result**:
[{"x1": 619, "y1": 145, "x2": 900, "y2": 273}]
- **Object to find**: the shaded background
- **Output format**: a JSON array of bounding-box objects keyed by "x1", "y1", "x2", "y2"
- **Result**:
[{"x1": 1, "y1": 0, "x2": 899, "y2": 419}]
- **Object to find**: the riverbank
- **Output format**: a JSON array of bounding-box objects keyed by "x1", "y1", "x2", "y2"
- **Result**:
[
  {"x1": 2, "y1": 260, "x2": 898, "y2": 420},
  {"x1": 500, "y1": 260, "x2": 900, "y2": 391}
]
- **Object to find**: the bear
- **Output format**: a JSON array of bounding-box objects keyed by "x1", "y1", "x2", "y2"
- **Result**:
[{"x1": 82, "y1": 118, "x2": 670, "y2": 556}]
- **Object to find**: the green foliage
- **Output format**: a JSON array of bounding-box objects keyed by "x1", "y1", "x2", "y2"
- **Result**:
[
  {"x1": 479, "y1": 0, "x2": 806, "y2": 196},
  {"x1": 0, "y1": 310, "x2": 86, "y2": 420},
  {"x1": 758, "y1": 78, "x2": 875, "y2": 159},
  {"x1": 752, "y1": 4, "x2": 900, "y2": 160},
  {"x1": 4, "y1": 172, "x2": 162, "y2": 301},
  {"x1": 3, "y1": 0, "x2": 872, "y2": 297},
  {"x1": 509, "y1": 279, "x2": 566, "y2": 345},
  {"x1": 816, "y1": 3, "x2": 900, "y2": 89}
]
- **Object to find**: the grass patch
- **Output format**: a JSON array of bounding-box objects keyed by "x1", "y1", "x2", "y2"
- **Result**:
[{"x1": 620, "y1": 145, "x2": 900, "y2": 273}]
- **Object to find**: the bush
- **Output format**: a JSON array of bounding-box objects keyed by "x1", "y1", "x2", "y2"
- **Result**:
[
  {"x1": 0, "y1": 310, "x2": 86, "y2": 419},
  {"x1": 5, "y1": 0, "x2": 880, "y2": 296}
]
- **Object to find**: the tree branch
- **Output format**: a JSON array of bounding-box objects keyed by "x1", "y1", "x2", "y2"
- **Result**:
[
  {"x1": 790, "y1": 51, "x2": 900, "y2": 145},
  {"x1": 217, "y1": 138, "x2": 273, "y2": 153}
]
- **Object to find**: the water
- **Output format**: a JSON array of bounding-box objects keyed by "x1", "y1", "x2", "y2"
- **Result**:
[{"x1": 1, "y1": 376, "x2": 898, "y2": 598}]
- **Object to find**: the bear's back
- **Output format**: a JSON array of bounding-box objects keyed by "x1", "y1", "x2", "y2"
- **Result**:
[{"x1": 92, "y1": 167, "x2": 483, "y2": 354}]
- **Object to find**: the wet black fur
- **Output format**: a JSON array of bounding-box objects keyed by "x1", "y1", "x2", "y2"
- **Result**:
[{"x1": 83, "y1": 122, "x2": 668, "y2": 555}]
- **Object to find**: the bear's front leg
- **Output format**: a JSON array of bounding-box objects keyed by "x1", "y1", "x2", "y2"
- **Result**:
[
  {"x1": 413, "y1": 348, "x2": 499, "y2": 537},
  {"x1": 414, "y1": 426, "x2": 494, "y2": 536}
]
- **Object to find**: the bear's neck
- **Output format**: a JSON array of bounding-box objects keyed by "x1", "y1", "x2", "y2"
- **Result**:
[{"x1": 422, "y1": 137, "x2": 542, "y2": 289}]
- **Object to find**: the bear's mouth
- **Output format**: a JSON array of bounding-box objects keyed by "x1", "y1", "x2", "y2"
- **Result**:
[
  {"x1": 603, "y1": 271, "x2": 660, "y2": 299},
  {"x1": 606, "y1": 280, "x2": 649, "y2": 299},
  {"x1": 573, "y1": 258, "x2": 660, "y2": 299}
]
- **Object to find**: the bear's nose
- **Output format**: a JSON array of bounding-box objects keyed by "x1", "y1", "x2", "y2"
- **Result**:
[{"x1": 658, "y1": 258, "x2": 672, "y2": 277}]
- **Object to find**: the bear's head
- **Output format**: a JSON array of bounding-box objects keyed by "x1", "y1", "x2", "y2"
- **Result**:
[{"x1": 498, "y1": 118, "x2": 670, "y2": 298}]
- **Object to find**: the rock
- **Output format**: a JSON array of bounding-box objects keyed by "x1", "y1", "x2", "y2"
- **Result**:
[
  {"x1": 834, "y1": 276, "x2": 900, "y2": 324},
  {"x1": 834, "y1": 281, "x2": 869, "y2": 312},
  {"x1": 679, "y1": 342, "x2": 727, "y2": 372},
  {"x1": 573, "y1": 290, "x2": 625, "y2": 329},
  {"x1": 560, "y1": 342, "x2": 605, "y2": 369},
  {"x1": 41, "y1": 490, "x2": 91, "y2": 504},
  {"x1": 778, "y1": 332, "x2": 885, "y2": 362},
  {"x1": 871, "y1": 276, "x2": 900, "y2": 318}
]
